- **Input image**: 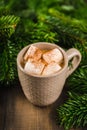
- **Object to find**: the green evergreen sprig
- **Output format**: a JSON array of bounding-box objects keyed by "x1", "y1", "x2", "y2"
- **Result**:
[
  {"x1": 57, "y1": 92, "x2": 87, "y2": 130},
  {"x1": 74, "y1": 42, "x2": 87, "y2": 66},
  {"x1": 0, "y1": 15, "x2": 20, "y2": 39},
  {"x1": 25, "y1": 22, "x2": 59, "y2": 43},
  {"x1": 0, "y1": 14, "x2": 20, "y2": 85},
  {"x1": 67, "y1": 65, "x2": 87, "y2": 94},
  {"x1": 42, "y1": 10, "x2": 87, "y2": 48},
  {"x1": 0, "y1": 40, "x2": 18, "y2": 85}
]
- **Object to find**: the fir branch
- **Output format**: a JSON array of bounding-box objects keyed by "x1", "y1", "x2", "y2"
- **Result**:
[
  {"x1": 67, "y1": 42, "x2": 87, "y2": 94},
  {"x1": 45, "y1": 16, "x2": 85, "y2": 48},
  {"x1": 74, "y1": 42, "x2": 87, "y2": 66},
  {"x1": 27, "y1": 22, "x2": 59, "y2": 43},
  {"x1": 0, "y1": 40, "x2": 19, "y2": 85},
  {"x1": 68, "y1": 65, "x2": 87, "y2": 94},
  {"x1": 48, "y1": 8, "x2": 87, "y2": 30},
  {"x1": 0, "y1": 15, "x2": 20, "y2": 39},
  {"x1": 17, "y1": 18, "x2": 59, "y2": 44},
  {"x1": 0, "y1": 14, "x2": 20, "y2": 85},
  {"x1": 38, "y1": 10, "x2": 87, "y2": 48},
  {"x1": 57, "y1": 92, "x2": 87, "y2": 130}
]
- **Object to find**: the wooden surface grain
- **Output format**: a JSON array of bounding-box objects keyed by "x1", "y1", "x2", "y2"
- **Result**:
[{"x1": 0, "y1": 85, "x2": 86, "y2": 130}]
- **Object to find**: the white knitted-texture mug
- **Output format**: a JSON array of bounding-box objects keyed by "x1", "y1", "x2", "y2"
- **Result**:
[{"x1": 17, "y1": 42, "x2": 81, "y2": 106}]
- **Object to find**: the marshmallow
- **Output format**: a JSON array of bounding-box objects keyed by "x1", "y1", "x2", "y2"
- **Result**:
[
  {"x1": 23, "y1": 45, "x2": 63, "y2": 76},
  {"x1": 24, "y1": 45, "x2": 42, "y2": 61},
  {"x1": 43, "y1": 48, "x2": 63, "y2": 64},
  {"x1": 42, "y1": 62, "x2": 61, "y2": 76},
  {"x1": 24, "y1": 59, "x2": 45, "y2": 75}
]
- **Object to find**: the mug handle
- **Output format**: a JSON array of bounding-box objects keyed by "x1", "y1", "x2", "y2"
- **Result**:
[{"x1": 66, "y1": 48, "x2": 81, "y2": 78}]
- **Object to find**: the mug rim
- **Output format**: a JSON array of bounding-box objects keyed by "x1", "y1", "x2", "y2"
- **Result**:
[{"x1": 17, "y1": 42, "x2": 68, "y2": 78}]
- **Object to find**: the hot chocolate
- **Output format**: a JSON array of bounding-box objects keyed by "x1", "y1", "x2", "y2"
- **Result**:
[{"x1": 23, "y1": 45, "x2": 64, "y2": 76}]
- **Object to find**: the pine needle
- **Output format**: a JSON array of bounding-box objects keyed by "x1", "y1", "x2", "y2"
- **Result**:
[
  {"x1": 0, "y1": 15, "x2": 20, "y2": 39},
  {"x1": 57, "y1": 92, "x2": 87, "y2": 130}
]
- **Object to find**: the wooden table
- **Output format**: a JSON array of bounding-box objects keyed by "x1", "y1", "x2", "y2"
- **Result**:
[{"x1": 0, "y1": 84, "x2": 86, "y2": 130}]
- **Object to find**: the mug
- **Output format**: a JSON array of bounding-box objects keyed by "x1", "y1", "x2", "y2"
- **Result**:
[{"x1": 17, "y1": 42, "x2": 81, "y2": 106}]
